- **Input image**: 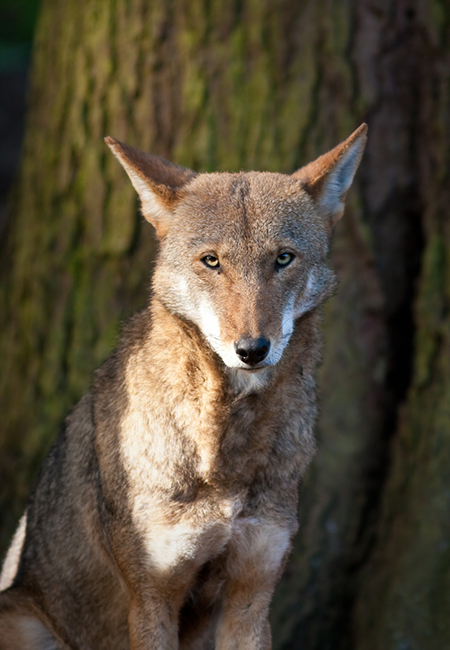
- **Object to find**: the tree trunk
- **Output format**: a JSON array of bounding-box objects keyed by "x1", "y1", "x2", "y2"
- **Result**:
[{"x1": 0, "y1": 0, "x2": 448, "y2": 648}]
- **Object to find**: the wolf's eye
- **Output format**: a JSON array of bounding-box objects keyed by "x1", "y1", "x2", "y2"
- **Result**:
[
  {"x1": 276, "y1": 252, "x2": 294, "y2": 268},
  {"x1": 202, "y1": 255, "x2": 220, "y2": 268}
]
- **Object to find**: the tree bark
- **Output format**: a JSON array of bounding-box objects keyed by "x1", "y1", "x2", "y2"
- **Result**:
[
  {"x1": 353, "y1": 4, "x2": 450, "y2": 647},
  {"x1": 0, "y1": 0, "x2": 448, "y2": 648}
]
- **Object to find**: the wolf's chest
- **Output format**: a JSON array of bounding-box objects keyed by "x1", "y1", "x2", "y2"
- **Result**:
[
  {"x1": 141, "y1": 496, "x2": 242, "y2": 573},
  {"x1": 141, "y1": 497, "x2": 291, "y2": 579}
]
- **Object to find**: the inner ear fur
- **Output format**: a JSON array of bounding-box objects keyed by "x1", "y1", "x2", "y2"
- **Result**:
[
  {"x1": 292, "y1": 123, "x2": 368, "y2": 227},
  {"x1": 105, "y1": 136, "x2": 197, "y2": 237}
]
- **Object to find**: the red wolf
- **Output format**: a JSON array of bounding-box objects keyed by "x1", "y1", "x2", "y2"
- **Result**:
[{"x1": 0, "y1": 125, "x2": 367, "y2": 649}]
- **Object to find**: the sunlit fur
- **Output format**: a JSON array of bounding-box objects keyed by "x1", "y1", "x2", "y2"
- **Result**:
[{"x1": 0, "y1": 125, "x2": 367, "y2": 650}]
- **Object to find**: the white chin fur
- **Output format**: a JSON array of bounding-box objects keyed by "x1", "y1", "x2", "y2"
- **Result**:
[{"x1": 226, "y1": 367, "x2": 272, "y2": 394}]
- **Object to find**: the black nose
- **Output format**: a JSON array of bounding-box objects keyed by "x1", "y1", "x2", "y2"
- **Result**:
[{"x1": 235, "y1": 337, "x2": 270, "y2": 366}]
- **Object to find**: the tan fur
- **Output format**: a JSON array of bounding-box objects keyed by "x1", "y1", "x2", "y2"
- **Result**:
[{"x1": 0, "y1": 126, "x2": 367, "y2": 649}]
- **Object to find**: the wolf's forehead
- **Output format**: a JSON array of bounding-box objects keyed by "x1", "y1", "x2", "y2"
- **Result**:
[{"x1": 182, "y1": 171, "x2": 314, "y2": 236}]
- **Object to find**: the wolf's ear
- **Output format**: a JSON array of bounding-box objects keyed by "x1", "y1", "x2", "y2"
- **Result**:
[
  {"x1": 105, "y1": 137, "x2": 197, "y2": 238},
  {"x1": 292, "y1": 124, "x2": 367, "y2": 227}
]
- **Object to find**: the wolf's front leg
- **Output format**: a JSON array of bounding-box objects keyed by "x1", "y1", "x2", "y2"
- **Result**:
[
  {"x1": 215, "y1": 519, "x2": 293, "y2": 650},
  {"x1": 117, "y1": 548, "x2": 195, "y2": 650},
  {"x1": 128, "y1": 595, "x2": 180, "y2": 650},
  {"x1": 215, "y1": 584, "x2": 273, "y2": 650}
]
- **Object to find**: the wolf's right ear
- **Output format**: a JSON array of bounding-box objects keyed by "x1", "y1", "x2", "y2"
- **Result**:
[{"x1": 105, "y1": 137, "x2": 197, "y2": 238}]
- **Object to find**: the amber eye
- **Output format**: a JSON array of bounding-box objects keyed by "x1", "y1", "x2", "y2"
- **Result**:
[
  {"x1": 202, "y1": 254, "x2": 220, "y2": 268},
  {"x1": 276, "y1": 252, "x2": 294, "y2": 268}
]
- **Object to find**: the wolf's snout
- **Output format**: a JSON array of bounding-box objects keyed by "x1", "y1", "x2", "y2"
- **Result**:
[{"x1": 235, "y1": 337, "x2": 270, "y2": 366}]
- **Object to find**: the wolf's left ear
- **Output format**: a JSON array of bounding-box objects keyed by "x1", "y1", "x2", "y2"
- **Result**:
[
  {"x1": 292, "y1": 124, "x2": 368, "y2": 227},
  {"x1": 105, "y1": 137, "x2": 197, "y2": 238}
]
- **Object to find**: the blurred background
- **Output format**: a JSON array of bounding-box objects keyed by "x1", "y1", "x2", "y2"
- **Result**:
[
  {"x1": 0, "y1": 0, "x2": 40, "y2": 237},
  {"x1": 1, "y1": 1, "x2": 450, "y2": 649}
]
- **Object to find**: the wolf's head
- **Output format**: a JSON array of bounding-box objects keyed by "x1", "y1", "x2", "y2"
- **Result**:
[{"x1": 106, "y1": 126, "x2": 367, "y2": 377}]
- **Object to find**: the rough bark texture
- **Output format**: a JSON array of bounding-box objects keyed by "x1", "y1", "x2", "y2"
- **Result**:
[
  {"x1": 0, "y1": 0, "x2": 449, "y2": 648},
  {"x1": 353, "y1": 3, "x2": 450, "y2": 647}
]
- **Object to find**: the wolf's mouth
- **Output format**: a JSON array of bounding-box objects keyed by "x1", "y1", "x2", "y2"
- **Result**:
[{"x1": 238, "y1": 365, "x2": 267, "y2": 373}]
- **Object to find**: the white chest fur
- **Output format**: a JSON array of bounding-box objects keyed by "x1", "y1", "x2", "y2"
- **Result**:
[
  {"x1": 146, "y1": 518, "x2": 232, "y2": 573},
  {"x1": 142, "y1": 500, "x2": 291, "y2": 578}
]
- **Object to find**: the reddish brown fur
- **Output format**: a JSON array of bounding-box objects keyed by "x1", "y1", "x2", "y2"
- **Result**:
[
  {"x1": 293, "y1": 123, "x2": 368, "y2": 226},
  {"x1": 0, "y1": 126, "x2": 367, "y2": 649}
]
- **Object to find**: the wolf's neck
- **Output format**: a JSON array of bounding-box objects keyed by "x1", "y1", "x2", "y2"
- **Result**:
[{"x1": 115, "y1": 298, "x2": 318, "y2": 481}]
